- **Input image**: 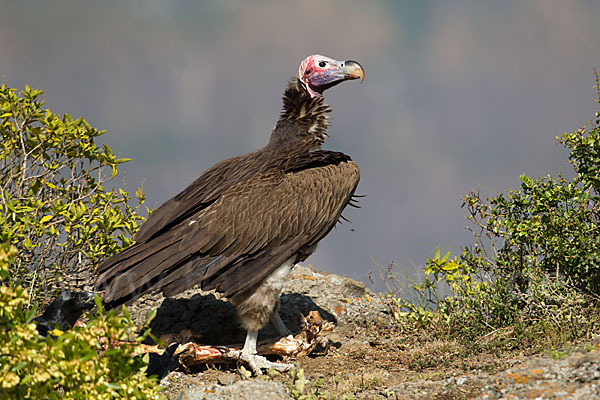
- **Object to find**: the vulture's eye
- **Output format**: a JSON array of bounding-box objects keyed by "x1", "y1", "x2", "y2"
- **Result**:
[{"x1": 318, "y1": 61, "x2": 327, "y2": 68}]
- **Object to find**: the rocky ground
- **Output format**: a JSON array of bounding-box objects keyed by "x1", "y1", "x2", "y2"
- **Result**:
[{"x1": 126, "y1": 265, "x2": 600, "y2": 399}]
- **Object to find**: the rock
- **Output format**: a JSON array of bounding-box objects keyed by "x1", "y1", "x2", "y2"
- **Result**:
[
  {"x1": 474, "y1": 350, "x2": 600, "y2": 400},
  {"x1": 341, "y1": 278, "x2": 366, "y2": 298},
  {"x1": 177, "y1": 380, "x2": 291, "y2": 400},
  {"x1": 216, "y1": 373, "x2": 237, "y2": 386}
]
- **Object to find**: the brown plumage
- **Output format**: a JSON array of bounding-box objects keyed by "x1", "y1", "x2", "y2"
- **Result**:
[{"x1": 94, "y1": 55, "x2": 364, "y2": 370}]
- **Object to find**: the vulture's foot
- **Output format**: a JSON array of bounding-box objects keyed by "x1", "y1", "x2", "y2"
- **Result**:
[
  {"x1": 236, "y1": 328, "x2": 294, "y2": 374},
  {"x1": 234, "y1": 351, "x2": 295, "y2": 375}
]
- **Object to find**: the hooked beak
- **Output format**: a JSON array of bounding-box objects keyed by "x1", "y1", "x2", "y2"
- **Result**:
[{"x1": 342, "y1": 60, "x2": 365, "y2": 83}]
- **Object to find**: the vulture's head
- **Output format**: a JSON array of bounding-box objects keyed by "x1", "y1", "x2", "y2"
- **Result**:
[{"x1": 298, "y1": 55, "x2": 364, "y2": 98}]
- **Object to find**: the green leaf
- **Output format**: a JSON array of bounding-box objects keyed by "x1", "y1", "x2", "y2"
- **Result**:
[
  {"x1": 94, "y1": 294, "x2": 104, "y2": 313},
  {"x1": 103, "y1": 144, "x2": 113, "y2": 158}
]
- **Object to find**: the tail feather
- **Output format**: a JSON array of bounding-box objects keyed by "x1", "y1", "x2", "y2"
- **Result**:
[
  {"x1": 103, "y1": 242, "x2": 188, "y2": 303},
  {"x1": 95, "y1": 238, "x2": 176, "y2": 288},
  {"x1": 95, "y1": 228, "x2": 188, "y2": 307}
]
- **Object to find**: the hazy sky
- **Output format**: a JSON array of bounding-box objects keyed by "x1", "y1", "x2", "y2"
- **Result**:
[{"x1": 2, "y1": 0, "x2": 600, "y2": 287}]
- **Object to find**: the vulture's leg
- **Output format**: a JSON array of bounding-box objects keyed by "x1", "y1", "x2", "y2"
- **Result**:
[
  {"x1": 232, "y1": 260, "x2": 296, "y2": 375},
  {"x1": 270, "y1": 312, "x2": 292, "y2": 337},
  {"x1": 241, "y1": 329, "x2": 259, "y2": 355}
]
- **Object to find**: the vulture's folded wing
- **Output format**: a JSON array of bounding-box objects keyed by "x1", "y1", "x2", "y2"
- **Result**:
[{"x1": 95, "y1": 151, "x2": 359, "y2": 305}]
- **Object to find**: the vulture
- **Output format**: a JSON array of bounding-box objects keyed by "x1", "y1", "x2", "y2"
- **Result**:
[{"x1": 95, "y1": 54, "x2": 364, "y2": 372}]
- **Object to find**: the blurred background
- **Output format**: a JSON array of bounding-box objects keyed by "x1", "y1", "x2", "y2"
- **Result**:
[{"x1": 2, "y1": 0, "x2": 599, "y2": 287}]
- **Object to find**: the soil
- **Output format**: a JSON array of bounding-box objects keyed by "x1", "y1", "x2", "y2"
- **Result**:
[{"x1": 126, "y1": 265, "x2": 600, "y2": 399}]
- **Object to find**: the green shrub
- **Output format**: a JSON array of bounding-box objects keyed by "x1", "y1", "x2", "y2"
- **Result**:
[
  {"x1": 0, "y1": 85, "x2": 145, "y2": 306},
  {"x1": 0, "y1": 243, "x2": 163, "y2": 399},
  {"x1": 458, "y1": 74, "x2": 600, "y2": 320},
  {"x1": 388, "y1": 73, "x2": 600, "y2": 348}
]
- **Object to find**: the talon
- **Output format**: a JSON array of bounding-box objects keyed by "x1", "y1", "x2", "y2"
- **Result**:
[{"x1": 237, "y1": 352, "x2": 295, "y2": 375}]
